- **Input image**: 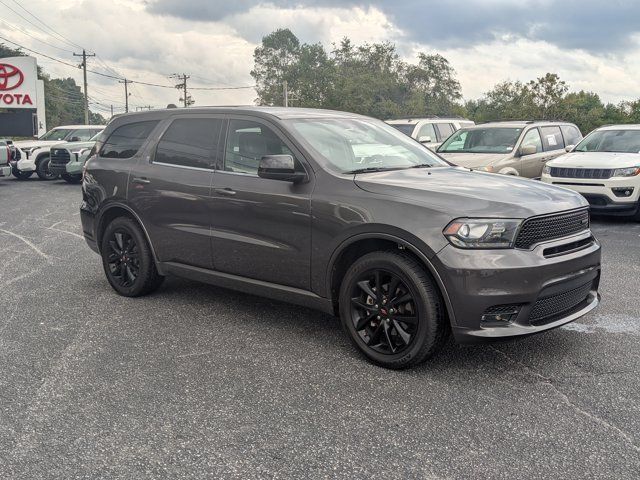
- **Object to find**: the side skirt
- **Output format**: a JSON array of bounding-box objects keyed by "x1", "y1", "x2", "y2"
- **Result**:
[{"x1": 162, "y1": 262, "x2": 335, "y2": 315}]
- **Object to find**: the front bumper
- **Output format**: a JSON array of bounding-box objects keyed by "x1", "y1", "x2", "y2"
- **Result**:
[
  {"x1": 434, "y1": 231, "x2": 601, "y2": 342},
  {"x1": 541, "y1": 173, "x2": 639, "y2": 216}
]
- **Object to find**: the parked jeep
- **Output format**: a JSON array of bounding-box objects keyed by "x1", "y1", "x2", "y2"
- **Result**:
[
  {"x1": 49, "y1": 131, "x2": 103, "y2": 184},
  {"x1": 12, "y1": 125, "x2": 105, "y2": 180}
]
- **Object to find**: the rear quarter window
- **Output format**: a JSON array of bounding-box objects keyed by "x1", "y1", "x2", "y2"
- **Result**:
[
  {"x1": 560, "y1": 125, "x2": 582, "y2": 147},
  {"x1": 100, "y1": 121, "x2": 159, "y2": 159}
]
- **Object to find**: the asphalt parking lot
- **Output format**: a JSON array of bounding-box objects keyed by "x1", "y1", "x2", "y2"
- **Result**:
[{"x1": 0, "y1": 176, "x2": 639, "y2": 479}]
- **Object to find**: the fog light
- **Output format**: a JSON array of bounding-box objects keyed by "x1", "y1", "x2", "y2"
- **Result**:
[
  {"x1": 481, "y1": 305, "x2": 521, "y2": 326},
  {"x1": 611, "y1": 187, "x2": 634, "y2": 198}
]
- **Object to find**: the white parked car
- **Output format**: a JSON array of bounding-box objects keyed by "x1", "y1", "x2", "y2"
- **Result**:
[
  {"x1": 386, "y1": 117, "x2": 474, "y2": 150},
  {"x1": 12, "y1": 125, "x2": 105, "y2": 180},
  {"x1": 0, "y1": 140, "x2": 11, "y2": 178},
  {"x1": 541, "y1": 124, "x2": 640, "y2": 220}
]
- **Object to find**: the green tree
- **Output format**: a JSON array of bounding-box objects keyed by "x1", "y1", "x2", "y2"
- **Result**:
[{"x1": 250, "y1": 29, "x2": 300, "y2": 106}]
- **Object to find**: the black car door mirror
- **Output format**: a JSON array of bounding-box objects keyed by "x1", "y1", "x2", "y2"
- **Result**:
[{"x1": 258, "y1": 155, "x2": 307, "y2": 183}]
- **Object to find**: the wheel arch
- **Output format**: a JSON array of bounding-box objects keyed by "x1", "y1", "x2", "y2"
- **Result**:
[
  {"x1": 326, "y1": 233, "x2": 455, "y2": 324},
  {"x1": 95, "y1": 203, "x2": 164, "y2": 274}
]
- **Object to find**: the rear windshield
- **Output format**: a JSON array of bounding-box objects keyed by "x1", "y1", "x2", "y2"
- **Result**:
[
  {"x1": 575, "y1": 129, "x2": 640, "y2": 153},
  {"x1": 438, "y1": 127, "x2": 523, "y2": 154}
]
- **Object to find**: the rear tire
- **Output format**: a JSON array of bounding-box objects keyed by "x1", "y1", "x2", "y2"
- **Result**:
[
  {"x1": 12, "y1": 166, "x2": 33, "y2": 180},
  {"x1": 100, "y1": 217, "x2": 164, "y2": 297},
  {"x1": 62, "y1": 173, "x2": 82, "y2": 184},
  {"x1": 35, "y1": 156, "x2": 57, "y2": 180},
  {"x1": 338, "y1": 250, "x2": 447, "y2": 369}
]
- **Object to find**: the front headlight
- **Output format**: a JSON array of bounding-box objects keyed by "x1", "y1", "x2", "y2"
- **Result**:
[
  {"x1": 474, "y1": 165, "x2": 495, "y2": 173},
  {"x1": 542, "y1": 164, "x2": 551, "y2": 175},
  {"x1": 612, "y1": 166, "x2": 640, "y2": 177},
  {"x1": 443, "y1": 218, "x2": 522, "y2": 249}
]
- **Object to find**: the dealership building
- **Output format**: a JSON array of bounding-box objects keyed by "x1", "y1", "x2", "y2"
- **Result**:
[{"x1": 0, "y1": 56, "x2": 46, "y2": 138}]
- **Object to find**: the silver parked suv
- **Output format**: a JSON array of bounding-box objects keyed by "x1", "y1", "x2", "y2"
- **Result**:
[{"x1": 437, "y1": 121, "x2": 583, "y2": 178}]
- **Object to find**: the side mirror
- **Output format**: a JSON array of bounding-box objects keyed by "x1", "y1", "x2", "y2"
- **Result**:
[
  {"x1": 70, "y1": 136, "x2": 81, "y2": 142},
  {"x1": 258, "y1": 155, "x2": 307, "y2": 183},
  {"x1": 519, "y1": 144, "x2": 537, "y2": 156},
  {"x1": 418, "y1": 136, "x2": 433, "y2": 144},
  {"x1": 565, "y1": 145, "x2": 575, "y2": 152}
]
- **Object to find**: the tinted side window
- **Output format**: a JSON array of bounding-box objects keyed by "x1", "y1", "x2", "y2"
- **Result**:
[
  {"x1": 540, "y1": 126, "x2": 564, "y2": 151},
  {"x1": 101, "y1": 121, "x2": 159, "y2": 159},
  {"x1": 224, "y1": 119, "x2": 296, "y2": 175},
  {"x1": 435, "y1": 123, "x2": 454, "y2": 141},
  {"x1": 155, "y1": 118, "x2": 222, "y2": 169},
  {"x1": 417, "y1": 123, "x2": 436, "y2": 141},
  {"x1": 560, "y1": 125, "x2": 582, "y2": 146}
]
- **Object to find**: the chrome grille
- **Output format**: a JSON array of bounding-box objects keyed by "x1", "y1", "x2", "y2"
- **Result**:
[{"x1": 515, "y1": 209, "x2": 590, "y2": 249}]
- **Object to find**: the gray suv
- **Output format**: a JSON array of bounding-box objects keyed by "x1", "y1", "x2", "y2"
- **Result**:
[{"x1": 81, "y1": 107, "x2": 601, "y2": 369}]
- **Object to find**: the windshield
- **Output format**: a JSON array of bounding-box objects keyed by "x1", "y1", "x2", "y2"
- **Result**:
[
  {"x1": 89, "y1": 132, "x2": 102, "y2": 141},
  {"x1": 39, "y1": 129, "x2": 74, "y2": 141},
  {"x1": 438, "y1": 127, "x2": 523, "y2": 153},
  {"x1": 575, "y1": 129, "x2": 640, "y2": 153},
  {"x1": 286, "y1": 118, "x2": 447, "y2": 173},
  {"x1": 388, "y1": 123, "x2": 415, "y2": 136}
]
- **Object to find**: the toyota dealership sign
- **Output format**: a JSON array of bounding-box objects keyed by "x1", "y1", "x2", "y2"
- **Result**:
[{"x1": 0, "y1": 56, "x2": 37, "y2": 108}]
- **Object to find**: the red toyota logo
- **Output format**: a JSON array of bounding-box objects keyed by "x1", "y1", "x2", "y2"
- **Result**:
[{"x1": 0, "y1": 63, "x2": 24, "y2": 91}]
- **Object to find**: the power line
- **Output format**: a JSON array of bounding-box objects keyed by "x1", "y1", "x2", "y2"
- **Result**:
[
  {"x1": 8, "y1": 0, "x2": 87, "y2": 51},
  {"x1": 0, "y1": 18, "x2": 74, "y2": 53}
]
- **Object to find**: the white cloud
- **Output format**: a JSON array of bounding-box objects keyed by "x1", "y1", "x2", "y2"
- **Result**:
[{"x1": 1, "y1": 0, "x2": 638, "y2": 120}]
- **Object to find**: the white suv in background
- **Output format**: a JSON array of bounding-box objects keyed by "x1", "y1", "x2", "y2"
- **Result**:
[
  {"x1": 386, "y1": 117, "x2": 474, "y2": 150},
  {"x1": 12, "y1": 125, "x2": 105, "y2": 180},
  {"x1": 542, "y1": 124, "x2": 640, "y2": 220}
]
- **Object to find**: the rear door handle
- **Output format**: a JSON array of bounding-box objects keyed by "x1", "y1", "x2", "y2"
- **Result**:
[
  {"x1": 132, "y1": 177, "x2": 151, "y2": 184},
  {"x1": 214, "y1": 187, "x2": 236, "y2": 196}
]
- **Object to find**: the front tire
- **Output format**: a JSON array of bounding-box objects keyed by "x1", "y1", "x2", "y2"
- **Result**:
[
  {"x1": 35, "y1": 156, "x2": 58, "y2": 180},
  {"x1": 100, "y1": 217, "x2": 164, "y2": 297},
  {"x1": 339, "y1": 251, "x2": 447, "y2": 369},
  {"x1": 12, "y1": 166, "x2": 33, "y2": 180}
]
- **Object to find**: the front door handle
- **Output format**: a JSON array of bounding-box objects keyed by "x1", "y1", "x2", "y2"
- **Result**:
[
  {"x1": 214, "y1": 187, "x2": 236, "y2": 196},
  {"x1": 132, "y1": 176, "x2": 151, "y2": 184}
]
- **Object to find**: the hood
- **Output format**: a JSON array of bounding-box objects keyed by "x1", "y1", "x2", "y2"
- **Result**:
[
  {"x1": 51, "y1": 140, "x2": 96, "y2": 151},
  {"x1": 438, "y1": 152, "x2": 509, "y2": 168},
  {"x1": 13, "y1": 139, "x2": 62, "y2": 150},
  {"x1": 548, "y1": 151, "x2": 640, "y2": 168},
  {"x1": 354, "y1": 166, "x2": 587, "y2": 219}
]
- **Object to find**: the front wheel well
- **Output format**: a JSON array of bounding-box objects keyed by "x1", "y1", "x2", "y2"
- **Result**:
[{"x1": 329, "y1": 238, "x2": 445, "y2": 317}]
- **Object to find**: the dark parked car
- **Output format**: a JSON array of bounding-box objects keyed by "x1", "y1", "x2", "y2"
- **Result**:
[{"x1": 81, "y1": 107, "x2": 601, "y2": 369}]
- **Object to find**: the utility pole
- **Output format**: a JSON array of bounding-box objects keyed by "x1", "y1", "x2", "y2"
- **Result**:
[
  {"x1": 73, "y1": 49, "x2": 95, "y2": 124},
  {"x1": 110, "y1": 105, "x2": 113, "y2": 118},
  {"x1": 118, "y1": 79, "x2": 133, "y2": 113},
  {"x1": 283, "y1": 80, "x2": 288, "y2": 107},
  {"x1": 170, "y1": 73, "x2": 193, "y2": 108}
]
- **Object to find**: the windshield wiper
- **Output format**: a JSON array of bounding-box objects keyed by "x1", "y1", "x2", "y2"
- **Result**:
[
  {"x1": 408, "y1": 164, "x2": 433, "y2": 168},
  {"x1": 346, "y1": 166, "x2": 404, "y2": 174}
]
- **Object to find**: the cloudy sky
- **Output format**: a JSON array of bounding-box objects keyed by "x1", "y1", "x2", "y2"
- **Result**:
[{"x1": 2, "y1": 0, "x2": 639, "y2": 116}]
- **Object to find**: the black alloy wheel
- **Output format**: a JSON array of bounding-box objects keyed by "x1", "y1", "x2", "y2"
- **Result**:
[
  {"x1": 100, "y1": 217, "x2": 164, "y2": 297},
  {"x1": 105, "y1": 229, "x2": 141, "y2": 288},
  {"x1": 339, "y1": 251, "x2": 447, "y2": 369},
  {"x1": 349, "y1": 269, "x2": 418, "y2": 354}
]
